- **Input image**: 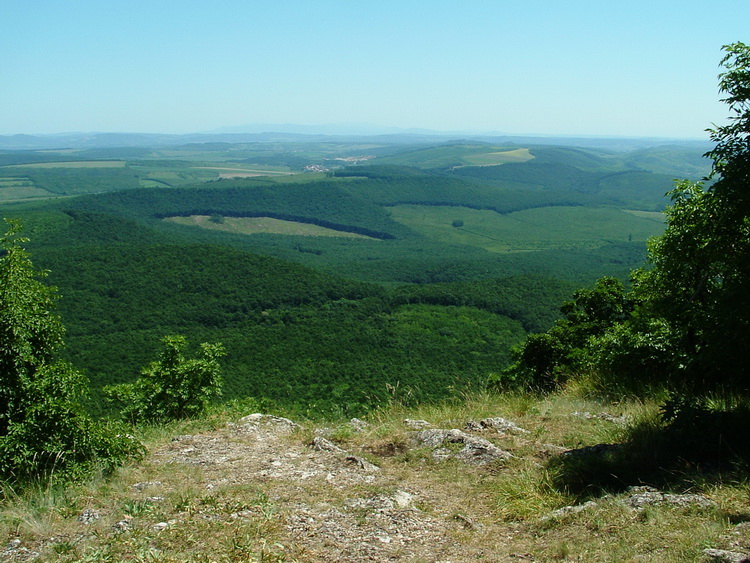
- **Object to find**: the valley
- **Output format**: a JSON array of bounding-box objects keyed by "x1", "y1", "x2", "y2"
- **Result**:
[{"x1": 0, "y1": 135, "x2": 709, "y2": 416}]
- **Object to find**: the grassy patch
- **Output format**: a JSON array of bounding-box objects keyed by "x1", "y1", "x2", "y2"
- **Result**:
[
  {"x1": 376, "y1": 144, "x2": 533, "y2": 168},
  {"x1": 0, "y1": 186, "x2": 59, "y2": 201},
  {"x1": 1, "y1": 390, "x2": 748, "y2": 561},
  {"x1": 6, "y1": 160, "x2": 127, "y2": 168},
  {"x1": 165, "y1": 214, "x2": 380, "y2": 238},
  {"x1": 460, "y1": 148, "x2": 534, "y2": 166},
  {"x1": 192, "y1": 165, "x2": 294, "y2": 179},
  {"x1": 389, "y1": 204, "x2": 666, "y2": 252}
]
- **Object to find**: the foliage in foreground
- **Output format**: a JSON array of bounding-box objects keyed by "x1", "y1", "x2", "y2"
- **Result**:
[
  {"x1": 504, "y1": 42, "x2": 750, "y2": 399},
  {"x1": 105, "y1": 335, "x2": 225, "y2": 423},
  {"x1": 0, "y1": 220, "x2": 141, "y2": 484},
  {"x1": 1, "y1": 389, "x2": 748, "y2": 562}
]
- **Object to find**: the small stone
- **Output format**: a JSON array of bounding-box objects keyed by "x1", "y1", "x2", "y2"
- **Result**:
[
  {"x1": 112, "y1": 519, "x2": 131, "y2": 532},
  {"x1": 77, "y1": 509, "x2": 100, "y2": 524},
  {"x1": 404, "y1": 419, "x2": 432, "y2": 429},
  {"x1": 133, "y1": 480, "x2": 163, "y2": 490},
  {"x1": 311, "y1": 436, "x2": 345, "y2": 453},
  {"x1": 345, "y1": 455, "x2": 380, "y2": 472},
  {"x1": 152, "y1": 522, "x2": 169, "y2": 532},
  {"x1": 542, "y1": 501, "x2": 598, "y2": 520},
  {"x1": 453, "y1": 513, "x2": 483, "y2": 530},
  {"x1": 349, "y1": 418, "x2": 369, "y2": 431},
  {"x1": 393, "y1": 490, "x2": 414, "y2": 508},
  {"x1": 703, "y1": 548, "x2": 750, "y2": 562},
  {"x1": 464, "y1": 420, "x2": 483, "y2": 431},
  {"x1": 477, "y1": 417, "x2": 529, "y2": 434}
]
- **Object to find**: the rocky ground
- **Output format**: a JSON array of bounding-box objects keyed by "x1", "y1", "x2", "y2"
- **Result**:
[
  {"x1": 2, "y1": 405, "x2": 749, "y2": 562},
  {"x1": 149, "y1": 413, "x2": 523, "y2": 561}
]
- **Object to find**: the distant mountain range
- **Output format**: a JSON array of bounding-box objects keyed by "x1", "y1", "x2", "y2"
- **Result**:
[{"x1": 0, "y1": 125, "x2": 710, "y2": 152}]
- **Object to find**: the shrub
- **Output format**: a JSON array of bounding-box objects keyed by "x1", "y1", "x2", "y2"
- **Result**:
[
  {"x1": 0, "y1": 220, "x2": 141, "y2": 483},
  {"x1": 106, "y1": 335, "x2": 225, "y2": 423}
]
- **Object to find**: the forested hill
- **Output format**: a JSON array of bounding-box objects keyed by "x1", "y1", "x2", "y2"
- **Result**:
[
  {"x1": 28, "y1": 230, "x2": 579, "y2": 415},
  {"x1": 0, "y1": 138, "x2": 707, "y2": 415}
]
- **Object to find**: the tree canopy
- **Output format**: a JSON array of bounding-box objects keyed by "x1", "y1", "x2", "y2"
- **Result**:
[
  {"x1": 0, "y1": 220, "x2": 140, "y2": 482},
  {"x1": 505, "y1": 42, "x2": 750, "y2": 396}
]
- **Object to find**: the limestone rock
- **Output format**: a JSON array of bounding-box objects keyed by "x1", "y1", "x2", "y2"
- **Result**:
[
  {"x1": 77, "y1": 509, "x2": 100, "y2": 524},
  {"x1": 345, "y1": 455, "x2": 381, "y2": 472},
  {"x1": 311, "y1": 436, "x2": 345, "y2": 453},
  {"x1": 703, "y1": 548, "x2": 750, "y2": 562},
  {"x1": 349, "y1": 418, "x2": 369, "y2": 432},
  {"x1": 412, "y1": 428, "x2": 511, "y2": 465},
  {"x1": 542, "y1": 501, "x2": 598, "y2": 520},
  {"x1": 572, "y1": 411, "x2": 628, "y2": 425},
  {"x1": 236, "y1": 413, "x2": 300, "y2": 430},
  {"x1": 404, "y1": 418, "x2": 432, "y2": 429},
  {"x1": 623, "y1": 486, "x2": 717, "y2": 511},
  {"x1": 465, "y1": 417, "x2": 529, "y2": 434}
]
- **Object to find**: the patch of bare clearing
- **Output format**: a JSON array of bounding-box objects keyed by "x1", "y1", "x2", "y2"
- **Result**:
[{"x1": 166, "y1": 215, "x2": 378, "y2": 239}]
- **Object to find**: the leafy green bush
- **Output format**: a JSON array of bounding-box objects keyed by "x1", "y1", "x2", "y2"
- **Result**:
[
  {"x1": 499, "y1": 277, "x2": 632, "y2": 390},
  {"x1": 106, "y1": 335, "x2": 225, "y2": 423},
  {"x1": 504, "y1": 43, "x2": 750, "y2": 398},
  {"x1": 0, "y1": 220, "x2": 142, "y2": 483}
]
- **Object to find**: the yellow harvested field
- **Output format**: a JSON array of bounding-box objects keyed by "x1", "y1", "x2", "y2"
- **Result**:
[
  {"x1": 460, "y1": 148, "x2": 534, "y2": 167},
  {"x1": 166, "y1": 215, "x2": 378, "y2": 239}
]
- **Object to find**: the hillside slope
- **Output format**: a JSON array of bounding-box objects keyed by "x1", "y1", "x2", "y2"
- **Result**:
[{"x1": 4, "y1": 392, "x2": 748, "y2": 561}]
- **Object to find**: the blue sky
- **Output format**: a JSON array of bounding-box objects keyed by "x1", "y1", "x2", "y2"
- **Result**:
[{"x1": 2, "y1": 0, "x2": 748, "y2": 138}]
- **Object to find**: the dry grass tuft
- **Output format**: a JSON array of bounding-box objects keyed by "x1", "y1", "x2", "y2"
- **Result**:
[{"x1": 1, "y1": 390, "x2": 749, "y2": 561}]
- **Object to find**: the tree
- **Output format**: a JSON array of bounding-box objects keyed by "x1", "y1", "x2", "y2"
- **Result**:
[
  {"x1": 635, "y1": 42, "x2": 750, "y2": 389},
  {"x1": 506, "y1": 43, "x2": 750, "y2": 395},
  {"x1": 0, "y1": 220, "x2": 140, "y2": 482},
  {"x1": 501, "y1": 277, "x2": 631, "y2": 389},
  {"x1": 107, "y1": 335, "x2": 225, "y2": 422}
]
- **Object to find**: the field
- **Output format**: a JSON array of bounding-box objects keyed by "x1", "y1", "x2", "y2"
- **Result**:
[
  {"x1": 389, "y1": 204, "x2": 665, "y2": 253},
  {"x1": 0, "y1": 185, "x2": 59, "y2": 202},
  {"x1": 0, "y1": 136, "x2": 707, "y2": 414},
  {"x1": 374, "y1": 144, "x2": 537, "y2": 168},
  {"x1": 5, "y1": 160, "x2": 127, "y2": 168},
  {"x1": 166, "y1": 215, "x2": 379, "y2": 239},
  {"x1": 458, "y1": 147, "x2": 534, "y2": 166}
]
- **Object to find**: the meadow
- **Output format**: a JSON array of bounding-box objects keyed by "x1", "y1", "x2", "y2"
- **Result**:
[
  {"x1": 166, "y1": 215, "x2": 378, "y2": 238},
  {"x1": 389, "y1": 204, "x2": 665, "y2": 253}
]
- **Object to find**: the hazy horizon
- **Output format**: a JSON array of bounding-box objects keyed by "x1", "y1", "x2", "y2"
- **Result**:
[
  {"x1": 0, "y1": 121, "x2": 712, "y2": 141},
  {"x1": 4, "y1": 1, "x2": 749, "y2": 139}
]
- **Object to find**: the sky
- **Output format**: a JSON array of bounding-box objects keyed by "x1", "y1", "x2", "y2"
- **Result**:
[{"x1": 2, "y1": 0, "x2": 749, "y2": 139}]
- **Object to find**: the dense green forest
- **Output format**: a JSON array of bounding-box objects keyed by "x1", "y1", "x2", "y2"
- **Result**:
[{"x1": 0, "y1": 134, "x2": 711, "y2": 416}]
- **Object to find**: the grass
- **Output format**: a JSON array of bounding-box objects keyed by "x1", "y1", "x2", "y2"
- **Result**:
[
  {"x1": 376, "y1": 144, "x2": 535, "y2": 169},
  {"x1": 6, "y1": 161, "x2": 127, "y2": 168},
  {"x1": 460, "y1": 148, "x2": 535, "y2": 166},
  {"x1": 165, "y1": 215, "x2": 379, "y2": 239},
  {"x1": 192, "y1": 165, "x2": 294, "y2": 179},
  {"x1": 0, "y1": 186, "x2": 59, "y2": 202},
  {"x1": 1, "y1": 389, "x2": 748, "y2": 561},
  {"x1": 389, "y1": 204, "x2": 666, "y2": 253}
]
